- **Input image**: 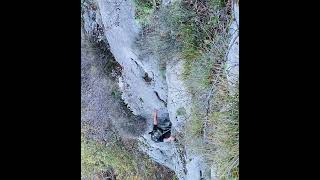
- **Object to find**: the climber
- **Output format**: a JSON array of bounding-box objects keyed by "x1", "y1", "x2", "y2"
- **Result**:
[{"x1": 149, "y1": 109, "x2": 176, "y2": 142}]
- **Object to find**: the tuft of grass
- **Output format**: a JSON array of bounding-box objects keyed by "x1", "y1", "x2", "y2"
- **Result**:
[
  {"x1": 172, "y1": 174, "x2": 179, "y2": 180},
  {"x1": 186, "y1": 105, "x2": 204, "y2": 138},
  {"x1": 159, "y1": 66, "x2": 166, "y2": 80},
  {"x1": 208, "y1": 0, "x2": 227, "y2": 9},
  {"x1": 133, "y1": 0, "x2": 159, "y2": 27},
  {"x1": 176, "y1": 107, "x2": 186, "y2": 116},
  {"x1": 111, "y1": 88, "x2": 122, "y2": 99}
]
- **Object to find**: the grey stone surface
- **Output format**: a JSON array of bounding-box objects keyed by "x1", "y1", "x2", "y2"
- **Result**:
[
  {"x1": 83, "y1": 0, "x2": 187, "y2": 179},
  {"x1": 226, "y1": 2, "x2": 239, "y2": 91}
]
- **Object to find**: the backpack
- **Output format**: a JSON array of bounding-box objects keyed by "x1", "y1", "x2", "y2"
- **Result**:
[
  {"x1": 149, "y1": 121, "x2": 172, "y2": 142},
  {"x1": 150, "y1": 128, "x2": 163, "y2": 142}
]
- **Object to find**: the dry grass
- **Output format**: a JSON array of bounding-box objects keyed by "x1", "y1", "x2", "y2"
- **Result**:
[
  {"x1": 183, "y1": 82, "x2": 238, "y2": 179},
  {"x1": 207, "y1": 85, "x2": 239, "y2": 179},
  {"x1": 81, "y1": 133, "x2": 136, "y2": 179},
  {"x1": 81, "y1": 130, "x2": 177, "y2": 180}
]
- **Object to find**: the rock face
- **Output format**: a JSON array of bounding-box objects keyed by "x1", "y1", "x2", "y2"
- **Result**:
[
  {"x1": 166, "y1": 59, "x2": 206, "y2": 180},
  {"x1": 226, "y1": 2, "x2": 239, "y2": 90},
  {"x1": 96, "y1": 0, "x2": 168, "y2": 118},
  {"x1": 82, "y1": 0, "x2": 187, "y2": 179},
  {"x1": 166, "y1": 59, "x2": 191, "y2": 133}
]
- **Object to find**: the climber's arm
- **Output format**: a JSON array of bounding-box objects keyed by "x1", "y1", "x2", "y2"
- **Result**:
[
  {"x1": 153, "y1": 110, "x2": 158, "y2": 125},
  {"x1": 163, "y1": 136, "x2": 175, "y2": 142}
]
